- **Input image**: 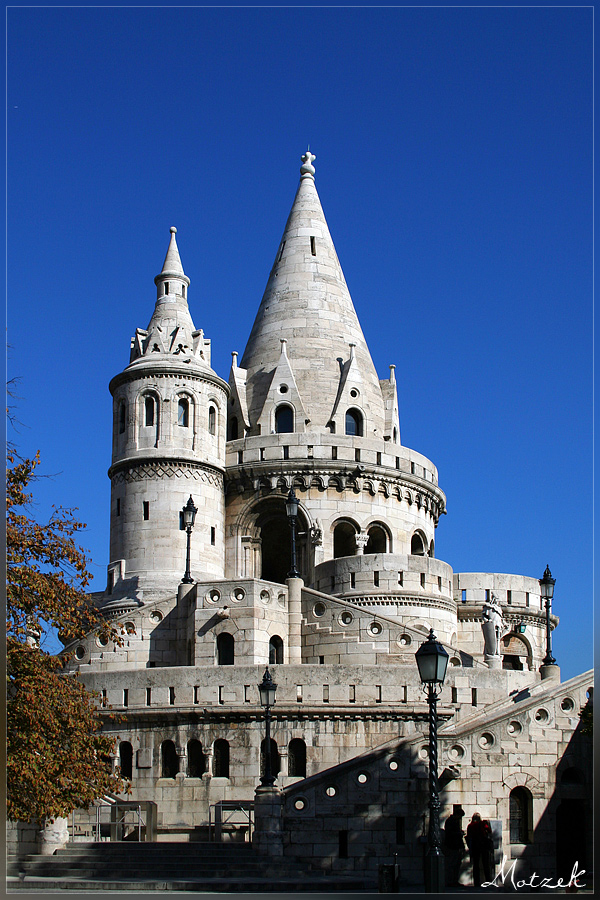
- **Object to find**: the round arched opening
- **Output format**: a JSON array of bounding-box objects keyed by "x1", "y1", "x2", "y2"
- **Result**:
[
  {"x1": 253, "y1": 498, "x2": 308, "y2": 584},
  {"x1": 334, "y1": 521, "x2": 357, "y2": 558},
  {"x1": 411, "y1": 532, "x2": 426, "y2": 556},
  {"x1": 366, "y1": 525, "x2": 388, "y2": 554}
]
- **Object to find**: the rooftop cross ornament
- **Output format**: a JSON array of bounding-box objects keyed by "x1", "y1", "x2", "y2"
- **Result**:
[{"x1": 300, "y1": 150, "x2": 316, "y2": 176}]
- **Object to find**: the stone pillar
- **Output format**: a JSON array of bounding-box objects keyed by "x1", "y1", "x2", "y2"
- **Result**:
[
  {"x1": 355, "y1": 533, "x2": 369, "y2": 555},
  {"x1": 286, "y1": 577, "x2": 303, "y2": 664},
  {"x1": 176, "y1": 745, "x2": 188, "y2": 777},
  {"x1": 40, "y1": 817, "x2": 69, "y2": 856},
  {"x1": 252, "y1": 784, "x2": 284, "y2": 857},
  {"x1": 540, "y1": 664, "x2": 560, "y2": 681},
  {"x1": 205, "y1": 747, "x2": 214, "y2": 777},
  {"x1": 178, "y1": 581, "x2": 195, "y2": 605}
]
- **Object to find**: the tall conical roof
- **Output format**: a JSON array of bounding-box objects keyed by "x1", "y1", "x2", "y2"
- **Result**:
[
  {"x1": 158, "y1": 226, "x2": 186, "y2": 279},
  {"x1": 240, "y1": 152, "x2": 386, "y2": 437}
]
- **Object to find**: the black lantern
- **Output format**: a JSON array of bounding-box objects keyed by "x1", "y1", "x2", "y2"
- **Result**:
[
  {"x1": 415, "y1": 629, "x2": 449, "y2": 686},
  {"x1": 258, "y1": 667, "x2": 277, "y2": 787},
  {"x1": 285, "y1": 487, "x2": 300, "y2": 578},
  {"x1": 181, "y1": 495, "x2": 198, "y2": 584},
  {"x1": 415, "y1": 629, "x2": 448, "y2": 892},
  {"x1": 540, "y1": 565, "x2": 556, "y2": 667}
]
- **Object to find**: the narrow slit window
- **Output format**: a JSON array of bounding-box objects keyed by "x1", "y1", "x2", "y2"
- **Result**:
[
  {"x1": 144, "y1": 396, "x2": 155, "y2": 427},
  {"x1": 398, "y1": 571, "x2": 403, "y2": 586},
  {"x1": 101, "y1": 689, "x2": 107, "y2": 708},
  {"x1": 374, "y1": 571, "x2": 379, "y2": 587},
  {"x1": 355, "y1": 448, "x2": 361, "y2": 462},
  {"x1": 472, "y1": 688, "x2": 478, "y2": 707},
  {"x1": 211, "y1": 527, "x2": 216, "y2": 546},
  {"x1": 118, "y1": 402, "x2": 126, "y2": 434},
  {"x1": 461, "y1": 589, "x2": 467, "y2": 603},
  {"x1": 123, "y1": 689, "x2": 128, "y2": 707},
  {"x1": 396, "y1": 457, "x2": 400, "y2": 469},
  {"x1": 260, "y1": 448, "x2": 265, "y2": 460},
  {"x1": 169, "y1": 686, "x2": 175, "y2": 705},
  {"x1": 323, "y1": 685, "x2": 329, "y2": 703},
  {"x1": 507, "y1": 590, "x2": 512, "y2": 604},
  {"x1": 451, "y1": 686, "x2": 458, "y2": 703},
  {"x1": 377, "y1": 452, "x2": 382, "y2": 465},
  {"x1": 208, "y1": 406, "x2": 216, "y2": 435},
  {"x1": 194, "y1": 686, "x2": 199, "y2": 704},
  {"x1": 178, "y1": 398, "x2": 189, "y2": 428},
  {"x1": 116, "y1": 498, "x2": 121, "y2": 516},
  {"x1": 182, "y1": 284, "x2": 186, "y2": 298},
  {"x1": 164, "y1": 282, "x2": 169, "y2": 295},
  {"x1": 283, "y1": 446, "x2": 289, "y2": 460},
  {"x1": 296, "y1": 685, "x2": 302, "y2": 703},
  {"x1": 143, "y1": 501, "x2": 150, "y2": 521},
  {"x1": 146, "y1": 687, "x2": 152, "y2": 706},
  {"x1": 349, "y1": 685, "x2": 356, "y2": 703},
  {"x1": 420, "y1": 573, "x2": 426, "y2": 588},
  {"x1": 310, "y1": 236, "x2": 316, "y2": 256},
  {"x1": 350, "y1": 572, "x2": 356, "y2": 589},
  {"x1": 376, "y1": 685, "x2": 382, "y2": 703},
  {"x1": 332, "y1": 446, "x2": 337, "y2": 460},
  {"x1": 237, "y1": 450, "x2": 243, "y2": 464},
  {"x1": 278, "y1": 240, "x2": 286, "y2": 262},
  {"x1": 218, "y1": 686, "x2": 224, "y2": 705}
]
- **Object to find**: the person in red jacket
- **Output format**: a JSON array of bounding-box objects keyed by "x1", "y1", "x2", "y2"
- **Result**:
[{"x1": 466, "y1": 812, "x2": 491, "y2": 887}]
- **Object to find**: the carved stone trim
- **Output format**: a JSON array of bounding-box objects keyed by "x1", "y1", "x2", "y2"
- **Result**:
[{"x1": 110, "y1": 460, "x2": 224, "y2": 488}]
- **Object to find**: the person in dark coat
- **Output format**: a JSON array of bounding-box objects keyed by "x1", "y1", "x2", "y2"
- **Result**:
[
  {"x1": 466, "y1": 812, "x2": 491, "y2": 887},
  {"x1": 444, "y1": 806, "x2": 465, "y2": 886}
]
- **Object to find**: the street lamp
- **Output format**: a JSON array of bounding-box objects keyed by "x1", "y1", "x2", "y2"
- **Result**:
[
  {"x1": 258, "y1": 667, "x2": 278, "y2": 787},
  {"x1": 285, "y1": 488, "x2": 300, "y2": 578},
  {"x1": 181, "y1": 495, "x2": 198, "y2": 584},
  {"x1": 540, "y1": 565, "x2": 556, "y2": 667},
  {"x1": 415, "y1": 628, "x2": 449, "y2": 893}
]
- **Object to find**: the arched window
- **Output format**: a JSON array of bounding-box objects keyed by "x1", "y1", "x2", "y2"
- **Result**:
[
  {"x1": 411, "y1": 532, "x2": 426, "y2": 556},
  {"x1": 269, "y1": 636, "x2": 284, "y2": 665},
  {"x1": 118, "y1": 401, "x2": 126, "y2": 435},
  {"x1": 144, "y1": 396, "x2": 155, "y2": 427},
  {"x1": 229, "y1": 416, "x2": 238, "y2": 441},
  {"x1": 365, "y1": 525, "x2": 387, "y2": 554},
  {"x1": 345, "y1": 408, "x2": 363, "y2": 436},
  {"x1": 213, "y1": 739, "x2": 230, "y2": 778},
  {"x1": 187, "y1": 739, "x2": 205, "y2": 778},
  {"x1": 178, "y1": 398, "x2": 189, "y2": 428},
  {"x1": 509, "y1": 787, "x2": 532, "y2": 843},
  {"x1": 288, "y1": 738, "x2": 307, "y2": 778},
  {"x1": 119, "y1": 741, "x2": 133, "y2": 779},
  {"x1": 216, "y1": 633, "x2": 234, "y2": 666},
  {"x1": 208, "y1": 406, "x2": 216, "y2": 435},
  {"x1": 275, "y1": 405, "x2": 293, "y2": 434},
  {"x1": 261, "y1": 738, "x2": 280, "y2": 778},
  {"x1": 161, "y1": 740, "x2": 179, "y2": 778},
  {"x1": 334, "y1": 521, "x2": 358, "y2": 558}
]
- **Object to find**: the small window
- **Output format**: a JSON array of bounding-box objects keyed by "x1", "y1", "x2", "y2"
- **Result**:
[
  {"x1": 350, "y1": 572, "x2": 356, "y2": 588},
  {"x1": 146, "y1": 688, "x2": 152, "y2": 706},
  {"x1": 485, "y1": 589, "x2": 490, "y2": 601},
  {"x1": 374, "y1": 571, "x2": 379, "y2": 587},
  {"x1": 118, "y1": 402, "x2": 126, "y2": 434},
  {"x1": 376, "y1": 452, "x2": 382, "y2": 465},
  {"x1": 214, "y1": 739, "x2": 230, "y2": 778},
  {"x1": 119, "y1": 741, "x2": 133, "y2": 779},
  {"x1": 310, "y1": 236, "x2": 316, "y2": 256},
  {"x1": 396, "y1": 817, "x2": 405, "y2": 845},
  {"x1": 411, "y1": 462, "x2": 416, "y2": 474},
  {"x1": 144, "y1": 396, "x2": 155, "y2": 427},
  {"x1": 275, "y1": 405, "x2": 293, "y2": 434},
  {"x1": 461, "y1": 589, "x2": 466, "y2": 603},
  {"x1": 451, "y1": 686, "x2": 458, "y2": 703},
  {"x1": 420, "y1": 573, "x2": 426, "y2": 588},
  {"x1": 237, "y1": 450, "x2": 243, "y2": 464},
  {"x1": 395, "y1": 457, "x2": 400, "y2": 469},
  {"x1": 178, "y1": 398, "x2": 189, "y2": 428},
  {"x1": 269, "y1": 635, "x2": 284, "y2": 665},
  {"x1": 217, "y1": 633, "x2": 234, "y2": 666},
  {"x1": 438, "y1": 576, "x2": 442, "y2": 591},
  {"x1": 277, "y1": 240, "x2": 286, "y2": 262},
  {"x1": 355, "y1": 448, "x2": 361, "y2": 462},
  {"x1": 161, "y1": 740, "x2": 179, "y2": 778},
  {"x1": 164, "y1": 282, "x2": 169, "y2": 295},
  {"x1": 194, "y1": 686, "x2": 200, "y2": 704},
  {"x1": 345, "y1": 409, "x2": 363, "y2": 436},
  {"x1": 211, "y1": 526, "x2": 216, "y2": 546},
  {"x1": 187, "y1": 739, "x2": 205, "y2": 778},
  {"x1": 349, "y1": 685, "x2": 356, "y2": 703},
  {"x1": 510, "y1": 787, "x2": 531, "y2": 844},
  {"x1": 116, "y1": 498, "x2": 121, "y2": 517},
  {"x1": 208, "y1": 406, "x2": 216, "y2": 435},
  {"x1": 398, "y1": 571, "x2": 403, "y2": 586},
  {"x1": 101, "y1": 689, "x2": 107, "y2": 708},
  {"x1": 507, "y1": 590, "x2": 512, "y2": 604},
  {"x1": 123, "y1": 689, "x2": 128, "y2": 707},
  {"x1": 329, "y1": 421, "x2": 336, "y2": 434},
  {"x1": 411, "y1": 533, "x2": 425, "y2": 556},
  {"x1": 288, "y1": 738, "x2": 307, "y2": 777},
  {"x1": 472, "y1": 688, "x2": 478, "y2": 707},
  {"x1": 182, "y1": 284, "x2": 186, "y2": 298},
  {"x1": 229, "y1": 416, "x2": 238, "y2": 440},
  {"x1": 143, "y1": 501, "x2": 149, "y2": 521},
  {"x1": 169, "y1": 686, "x2": 175, "y2": 705},
  {"x1": 283, "y1": 446, "x2": 289, "y2": 460},
  {"x1": 332, "y1": 446, "x2": 337, "y2": 460}
]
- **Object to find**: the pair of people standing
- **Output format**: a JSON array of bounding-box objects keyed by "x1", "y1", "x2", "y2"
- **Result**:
[{"x1": 444, "y1": 808, "x2": 494, "y2": 887}]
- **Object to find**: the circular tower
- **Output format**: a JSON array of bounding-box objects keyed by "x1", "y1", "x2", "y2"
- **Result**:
[{"x1": 107, "y1": 228, "x2": 229, "y2": 602}]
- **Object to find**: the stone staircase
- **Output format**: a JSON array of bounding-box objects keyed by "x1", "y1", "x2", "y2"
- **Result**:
[{"x1": 7, "y1": 840, "x2": 372, "y2": 892}]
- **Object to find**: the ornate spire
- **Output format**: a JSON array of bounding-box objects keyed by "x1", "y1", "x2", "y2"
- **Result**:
[
  {"x1": 300, "y1": 149, "x2": 316, "y2": 177},
  {"x1": 156, "y1": 226, "x2": 187, "y2": 281}
]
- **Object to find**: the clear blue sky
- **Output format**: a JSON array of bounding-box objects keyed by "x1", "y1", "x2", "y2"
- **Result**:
[{"x1": 7, "y1": 6, "x2": 593, "y2": 680}]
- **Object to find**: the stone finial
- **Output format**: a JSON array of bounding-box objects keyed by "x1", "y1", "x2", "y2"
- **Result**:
[
  {"x1": 300, "y1": 149, "x2": 316, "y2": 177},
  {"x1": 170, "y1": 226, "x2": 177, "y2": 234},
  {"x1": 231, "y1": 351, "x2": 238, "y2": 368}
]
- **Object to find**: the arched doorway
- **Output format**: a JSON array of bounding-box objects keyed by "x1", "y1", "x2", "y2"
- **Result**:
[{"x1": 253, "y1": 498, "x2": 308, "y2": 584}]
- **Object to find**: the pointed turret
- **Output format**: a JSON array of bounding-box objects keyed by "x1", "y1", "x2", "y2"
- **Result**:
[{"x1": 240, "y1": 151, "x2": 387, "y2": 438}]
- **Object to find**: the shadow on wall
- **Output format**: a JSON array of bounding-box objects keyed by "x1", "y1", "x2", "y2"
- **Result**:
[{"x1": 512, "y1": 693, "x2": 593, "y2": 887}]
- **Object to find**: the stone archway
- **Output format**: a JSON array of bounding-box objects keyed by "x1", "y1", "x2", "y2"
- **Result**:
[{"x1": 251, "y1": 497, "x2": 309, "y2": 584}]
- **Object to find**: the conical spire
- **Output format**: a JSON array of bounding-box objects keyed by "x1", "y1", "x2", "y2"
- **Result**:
[
  {"x1": 159, "y1": 226, "x2": 186, "y2": 278},
  {"x1": 240, "y1": 151, "x2": 386, "y2": 437}
]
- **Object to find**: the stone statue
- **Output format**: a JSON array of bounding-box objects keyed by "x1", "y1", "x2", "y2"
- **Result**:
[{"x1": 481, "y1": 592, "x2": 503, "y2": 660}]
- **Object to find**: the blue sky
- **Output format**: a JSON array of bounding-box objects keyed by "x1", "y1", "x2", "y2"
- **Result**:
[{"x1": 7, "y1": 6, "x2": 593, "y2": 680}]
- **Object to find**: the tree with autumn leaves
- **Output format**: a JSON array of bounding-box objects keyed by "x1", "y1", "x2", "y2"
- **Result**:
[{"x1": 6, "y1": 451, "x2": 128, "y2": 823}]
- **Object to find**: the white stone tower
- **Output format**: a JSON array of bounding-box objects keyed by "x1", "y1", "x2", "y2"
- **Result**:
[
  {"x1": 225, "y1": 152, "x2": 451, "y2": 641},
  {"x1": 107, "y1": 228, "x2": 229, "y2": 602}
]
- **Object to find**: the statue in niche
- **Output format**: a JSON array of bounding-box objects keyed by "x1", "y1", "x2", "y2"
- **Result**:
[{"x1": 481, "y1": 592, "x2": 503, "y2": 658}]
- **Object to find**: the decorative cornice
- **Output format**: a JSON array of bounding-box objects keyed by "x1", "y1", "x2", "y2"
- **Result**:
[
  {"x1": 225, "y1": 462, "x2": 446, "y2": 522},
  {"x1": 109, "y1": 458, "x2": 224, "y2": 487},
  {"x1": 110, "y1": 366, "x2": 230, "y2": 396},
  {"x1": 334, "y1": 594, "x2": 456, "y2": 612}
]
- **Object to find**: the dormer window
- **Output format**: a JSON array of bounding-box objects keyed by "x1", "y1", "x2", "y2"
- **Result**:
[
  {"x1": 145, "y1": 396, "x2": 155, "y2": 427},
  {"x1": 275, "y1": 405, "x2": 293, "y2": 434},
  {"x1": 178, "y1": 398, "x2": 189, "y2": 428},
  {"x1": 345, "y1": 408, "x2": 363, "y2": 436}
]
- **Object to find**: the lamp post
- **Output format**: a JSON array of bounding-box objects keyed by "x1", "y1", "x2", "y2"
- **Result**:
[
  {"x1": 285, "y1": 488, "x2": 300, "y2": 578},
  {"x1": 540, "y1": 565, "x2": 556, "y2": 666},
  {"x1": 180, "y1": 495, "x2": 198, "y2": 584},
  {"x1": 415, "y1": 628, "x2": 449, "y2": 893},
  {"x1": 258, "y1": 667, "x2": 278, "y2": 787}
]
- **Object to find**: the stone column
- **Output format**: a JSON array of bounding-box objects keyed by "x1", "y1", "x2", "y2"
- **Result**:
[
  {"x1": 286, "y1": 577, "x2": 303, "y2": 664},
  {"x1": 540, "y1": 664, "x2": 560, "y2": 681},
  {"x1": 39, "y1": 817, "x2": 69, "y2": 856},
  {"x1": 205, "y1": 747, "x2": 214, "y2": 777},
  {"x1": 355, "y1": 533, "x2": 369, "y2": 555},
  {"x1": 252, "y1": 785, "x2": 284, "y2": 857},
  {"x1": 176, "y1": 745, "x2": 188, "y2": 777}
]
